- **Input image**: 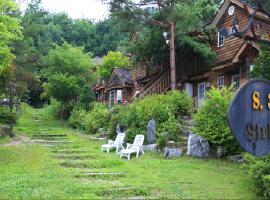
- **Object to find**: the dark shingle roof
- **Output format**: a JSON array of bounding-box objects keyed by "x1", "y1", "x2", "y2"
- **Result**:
[
  {"x1": 114, "y1": 68, "x2": 133, "y2": 85},
  {"x1": 240, "y1": 0, "x2": 256, "y2": 9}
]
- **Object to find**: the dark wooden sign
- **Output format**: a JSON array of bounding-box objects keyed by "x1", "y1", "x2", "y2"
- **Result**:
[{"x1": 228, "y1": 79, "x2": 270, "y2": 156}]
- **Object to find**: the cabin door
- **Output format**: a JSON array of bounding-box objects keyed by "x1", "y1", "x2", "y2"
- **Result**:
[
  {"x1": 185, "y1": 83, "x2": 193, "y2": 97},
  {"x1": 198, "y1": 82, "x2": 205, "y2": 108}
]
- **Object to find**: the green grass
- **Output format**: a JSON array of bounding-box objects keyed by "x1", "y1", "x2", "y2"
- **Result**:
[{"x1": 0, "y1": 104, "x2": 257, "y2": 199}]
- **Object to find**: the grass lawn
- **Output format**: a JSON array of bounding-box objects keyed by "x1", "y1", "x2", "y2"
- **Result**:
[{"x1": 0, "y1": 104, "x2": 256, "y2": 199}]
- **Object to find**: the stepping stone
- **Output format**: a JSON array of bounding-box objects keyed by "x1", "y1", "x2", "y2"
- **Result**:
[
  {"x1": 53, "y1": 150, "x2": 89, "y2": 154},
  {"x1": 56, "y1": 155, "x2": 94, "y2": 160},
  {"x1": 32, "y1": 134, "x2": 67, "y2": 137},
  {"x1": 35, "y1": 141, "x2": 73, "y2": 144},
  {"x1": 96, "y1": 187, "x2": 144, "y2": 197},
  {"x1": 59, "y1": 162, "x2": 92, "y2": 168},
  {"x1": 75, "y1": 172, "x2": 126, "y2": 178}
]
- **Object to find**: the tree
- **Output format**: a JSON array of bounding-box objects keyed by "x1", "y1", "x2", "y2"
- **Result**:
[
  {"x1": 94, "y1": 18, "x2": 130, "y2": 56},
  {"x1": 107, "y1": 0, "x2": 218, "y2": 89},
  {"x1": 0, "y1": 0, "x2": 22, "y2": 88},
  {"x1": 98, "y1": 51, "x2": 130, "y2": 78},
  {"x1": 251, "y1": 45, "x2": 270, "y2": 80},
  {"x1": 43, "y1": 43, "x2": 96, "y2": 119}
]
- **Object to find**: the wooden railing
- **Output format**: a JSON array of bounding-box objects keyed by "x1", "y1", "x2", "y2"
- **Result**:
[{"x1": 139, "y1": 68, "x2": 171, "y2": 98}]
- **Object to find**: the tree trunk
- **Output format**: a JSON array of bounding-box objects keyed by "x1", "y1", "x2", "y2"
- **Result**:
[{"x1": 169, "y1": 22, "x2": 176, "y2": 90}]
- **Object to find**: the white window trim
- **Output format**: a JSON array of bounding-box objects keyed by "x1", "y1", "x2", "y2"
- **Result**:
[
  {"x1": 117, "y1": 90, "x2": 122, "y2": 103},
  {"x1": 218, "y1": 76, "x2": 225, "y2": 88},
  {"x1": 218, "y1": 32, "x2": 225, "y2": 47}
]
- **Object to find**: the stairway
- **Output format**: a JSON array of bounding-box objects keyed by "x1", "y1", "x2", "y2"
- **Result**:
[{"x1": 139, "y1": 68, "x2": 171, "y2": 98}]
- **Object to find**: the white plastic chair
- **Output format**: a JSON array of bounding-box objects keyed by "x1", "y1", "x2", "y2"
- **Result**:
[
  {"x1": 120, "y1": 134, "x2": 145, "y2": 160},
  {"x1": 101, "y1": 133, "x2": 125, "y2": 153}
]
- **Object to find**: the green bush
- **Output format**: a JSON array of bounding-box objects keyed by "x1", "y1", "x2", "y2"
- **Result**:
[
  {"x1": 108, "y1": 91, "x2": 192, "y2": 144},
  {"x1": 194, "y1": 87, "x2": 241, "y2": 156},
  {"x1": 245, "y1": 154, "x2": 270, "y2": 199},
  {"x1": 85, "y1": 103, "x2": 110, "y2": 134},
  {"x1": 0, "y1": 108, "x2": 17, "y2": 125},
  {"x1": 69, "y1": 107, "x2": 87, "y2": 129}
]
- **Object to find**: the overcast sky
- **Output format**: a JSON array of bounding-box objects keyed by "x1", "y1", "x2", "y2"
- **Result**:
[{"x1": 19, "y1": 0, "x2": 109, "y2": 21}]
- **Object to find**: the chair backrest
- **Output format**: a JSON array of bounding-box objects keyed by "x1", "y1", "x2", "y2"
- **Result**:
[
  {"x1": 115, "y1": 133, "x2": 125, "y2": 144},
  {"x1": 132, "y1": 134, "x2": 145, "y2": 148}
]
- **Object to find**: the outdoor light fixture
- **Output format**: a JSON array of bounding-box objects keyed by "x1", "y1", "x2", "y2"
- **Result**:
[{"x1": 163, "y1": 32, "x2": 170, "y2": 44}]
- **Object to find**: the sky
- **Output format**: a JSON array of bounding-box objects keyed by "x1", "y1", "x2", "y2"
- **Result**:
[{"x1": 19, "y1": 0, "x2": 109, "y2": 21}]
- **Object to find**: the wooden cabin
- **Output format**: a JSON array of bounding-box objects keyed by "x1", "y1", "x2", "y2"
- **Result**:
[
  {"x1": 187, "y1": 0, "x2": 270, "y2": 107},
  {"x1": 105, "y1": 68, "x2": 133, "y2": 106},
  {"x1": 94, "y1": 0, "x2": 270, "y2": 108}
]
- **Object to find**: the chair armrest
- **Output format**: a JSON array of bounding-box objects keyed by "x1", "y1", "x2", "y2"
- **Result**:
[
  {"x1": 108, "y1": 140, "x2": 114, "y2": 145},
  {"x1": 126, "y1": 143, "x2": 132, "y2": 149}
]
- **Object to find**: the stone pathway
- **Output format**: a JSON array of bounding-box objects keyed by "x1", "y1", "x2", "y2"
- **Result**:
[{"x1": 26, "y1": 111, "x2": 147, "y2": 199}]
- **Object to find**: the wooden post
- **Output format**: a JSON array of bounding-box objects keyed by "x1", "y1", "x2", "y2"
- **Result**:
[{"x1": 169, "y1": 22, "x2": 176, "y2": 90}]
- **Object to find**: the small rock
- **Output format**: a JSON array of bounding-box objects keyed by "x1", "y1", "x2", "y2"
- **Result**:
[
  {"x1": 227, "y1": 155, "x2": 245, "y2": 163},
  {"x1": 187, "y1": 133, "x2": 209, "y2": 158},
  {"x1": 116, "y1": 124, "x2": 121, "y2": 134},
  {"x1": 146, "y1": 119, "x2": 156, "y2": 143},
  {"x1": 143, "y1": 144, "x2": 158, "y2": 152},
  {"x1": 166, "y1": 141, "x2": 176, "y2": 148},
  {"x1": 164, "y1": 147, "x2": 182, "y2": 158},
  {"x1": 216, "y1": 146, "x2": 223, "y2": 158}
]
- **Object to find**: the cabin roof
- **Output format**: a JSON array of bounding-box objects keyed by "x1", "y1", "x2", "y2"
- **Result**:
[{"x1": 106, "y1": 68, "x2": 133, "y2": 90}]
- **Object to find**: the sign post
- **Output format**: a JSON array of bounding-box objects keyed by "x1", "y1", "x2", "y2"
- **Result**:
[{"x1": 228, "y1": 79, "x2": 270, "y2": 156}]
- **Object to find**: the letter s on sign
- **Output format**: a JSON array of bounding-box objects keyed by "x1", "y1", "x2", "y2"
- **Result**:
[{"x1": 253, "y1": 91, "x2": 260, "y2": 110}]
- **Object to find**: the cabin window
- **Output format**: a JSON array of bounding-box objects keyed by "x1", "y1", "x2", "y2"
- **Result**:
[
  {"x1": 218, "y1": 32, "x2": 225, "y2": 47},
  {"x1": 249, "y1": 65, "x2": 254, "y2": 72},
  {"x1": 231, "y1": 74, "x2": 240, "y2": 89},
  {"x1": 109, "y1": 90, "x2": 115, "y2": 106},
  {"x1": 117, "y1": 90, "x2": 122, "y2": 104},
  {"x1": 218, "y1": 76, "x2": 225, "y2": 88}
]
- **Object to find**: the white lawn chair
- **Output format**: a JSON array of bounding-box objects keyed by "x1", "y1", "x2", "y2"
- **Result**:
[
  {"x1": 120, "y1": 134, "x2": 145, "y2": 160},
  {"x1": 101, "y1": 133, "x2": 125, "y2": 153}
]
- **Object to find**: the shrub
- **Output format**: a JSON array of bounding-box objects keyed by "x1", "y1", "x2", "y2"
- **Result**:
[
  {"x1": 108, "y1": 91, "x2": 192, "y2": 144},
  {"x1": 245, "y1": 154, "x2": 270, "y2": 199},
  {"x1": 69, "y1": 107, "x2": 87, "y2": 129},
  {"x1": 85, "y1": 103, "x2": 110, "y2": 134},
  {"x1": 194, "y1": 86, "x2": 241, "y2": 156}
]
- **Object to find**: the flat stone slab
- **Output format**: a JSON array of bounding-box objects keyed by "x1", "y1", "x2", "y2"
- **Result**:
[
  {"x1": 143, "y1": 144, "x2": 158, "y2": 152},
  {"x1": 75, "y1": 172, "x2": 126, "y2": 178},
  {"x1": 53, "y1": 150, "x2": 89, "y2": 154},
  {"x1": 57, "y1": 155, "x2": 94, "y2": 160},
  {"x1": 164, "y1": 147, "x2": 183, "y2": 158},
  {"x1": 32, "y1": 134, "x2": 68, "y2": 137}
]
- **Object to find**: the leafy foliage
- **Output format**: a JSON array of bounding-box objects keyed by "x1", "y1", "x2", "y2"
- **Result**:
[
  {"x1": 98, "y1": 51, "x2": 130, "y2": 78},
  {"x1": 245, "y1": 154, "x2": 270, "y2": 199},
  {"x1": 251, "y1": 45, "x2": 270, "y2": 80},
  {"x1": 108, "y1": 0, "x2": 218, "y2": 67},
  {"x1": 69, "y1": 107, "x2": 87, "y2": 129},
  {"x1": 85, "y1": 103, "x2": 110, "y2": 134},
  {"x1": 0, "y1": 0, "x2": 22, "y2": 89},
  {"x1": 194, "y1": 87, "x2": 241, "y2": 156},
  {"x1": 0, "y1": 107, "x2": 17, "y2": 125},
  {"x1": 43, "y1": 43, "x2": 95, "y2": 119},
  {"x1": 108, "y1": 91, "x2": 192, "y2": 144}
]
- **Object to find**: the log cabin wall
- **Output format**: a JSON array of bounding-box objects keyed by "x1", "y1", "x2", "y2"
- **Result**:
[
  {"x1": 213, "y1": 3, "x2": 249, "y2": 66},
  {"x1": 131, "y1": 65, "x2": 147, "y2": 92}
]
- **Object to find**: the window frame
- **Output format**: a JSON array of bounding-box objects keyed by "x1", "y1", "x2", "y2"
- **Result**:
[
  {"x1": 218, "y1": 76, "x2": 225, "y2": 88},
  {"x1": 231, "y1": 74, "x2": 240, "y2": 89},
  {"x1": 218, "y1": 31, "x2": 225, "y2": 47}
]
